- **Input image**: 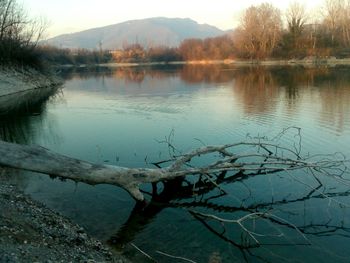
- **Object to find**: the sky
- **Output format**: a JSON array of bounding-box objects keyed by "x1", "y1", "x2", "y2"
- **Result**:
[{"x1": 21, "y1": 0, "x2": 325, "y2": 38}]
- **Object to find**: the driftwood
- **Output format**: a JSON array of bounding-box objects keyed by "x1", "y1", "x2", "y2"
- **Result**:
[
  {"x1": 0, "y1": 131, "x2": 348, "y2": 202},
  {"x1": 2, "y1": 128, "x2": 349, "y2": 261}
]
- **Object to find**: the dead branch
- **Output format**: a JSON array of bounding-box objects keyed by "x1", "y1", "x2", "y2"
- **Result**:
[
  {"x1": 189, "y1": 209, "x2": 310, "y2": 247},
  {"x1": 0, "y1": 132, "x2": 348, "y2": 202},
  {"x1": 156, "y1": 250, "x2": 197, "y2": 263}
]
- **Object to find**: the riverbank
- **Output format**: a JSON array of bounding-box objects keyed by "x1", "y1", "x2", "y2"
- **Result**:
[
  {"x1": 0, "y1": 67, "x2": 62, "y2": 98},
  {"x1": 0, "y1": 67, "x2": 63, "y2": 115}
]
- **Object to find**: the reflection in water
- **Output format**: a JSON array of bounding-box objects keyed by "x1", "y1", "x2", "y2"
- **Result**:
[
  {"x1": 0, "y1": 86, "x2": 62, "y2": 199},
  {"x1": 108, "y1": 148, "x2": 350, "y2": 262},
  {"x1": 60, "y1": 65, "x2": 350, "y2": 135},
  {"x1": 232, "y1": 67, "x2": 280, "y2": 115},
  {"x1": 316, "y1": 70, "x2": 350, "y2": 134},
  {"x1": 0, "y1": 87, "x2": 59, "y2": 115},
  {"x1": 108, "y1": 178, "x2": 184, "y2": 250},
  {"x1": 6, "y1": 65, "x2": 350, "y2": 262},
  {"x1": 0, "y1": 87, "x2": 62, "y2": 144}
]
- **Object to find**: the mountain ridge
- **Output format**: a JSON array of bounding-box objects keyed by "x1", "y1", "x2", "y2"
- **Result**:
[{"x1": 45, "y1": 17, "x2": 226, "y2": 50}]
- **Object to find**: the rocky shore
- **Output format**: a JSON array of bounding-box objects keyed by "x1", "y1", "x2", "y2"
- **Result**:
[{"x1": 0, "y1": 175, "x2": 128, "y2": 262}]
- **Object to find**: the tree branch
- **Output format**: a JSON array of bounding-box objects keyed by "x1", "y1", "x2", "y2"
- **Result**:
[{"x1": 0, "y1": 136, "x2": 347, "y2": 202}]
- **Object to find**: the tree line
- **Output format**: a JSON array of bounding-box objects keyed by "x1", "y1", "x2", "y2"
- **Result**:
[
  {"x1": 36, "y1": 35, "x2": 235, "y2": 65},
  {"x1": 108, "y1": 36, "x2": 234, "y2": 63},
  {"x1": 179, "y1": 0, "x2": 350, "y2": 60},
  {"x1": 4, "y1": 0, "x2": 350, "y2": 68},
  {"x1": 36, "y1": 45, "x2": 113, "y2": 65},
  {"x1": 62, "y1": 0, "x2": 350, "y2": 63},
  {"x1": 234, "y1": 1, "x2": 350, "y2": 59}
]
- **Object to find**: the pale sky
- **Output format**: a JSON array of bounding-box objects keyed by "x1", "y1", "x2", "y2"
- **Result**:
[{"x1": 21, "y1": 0, "x2": 325, "y2": 38}]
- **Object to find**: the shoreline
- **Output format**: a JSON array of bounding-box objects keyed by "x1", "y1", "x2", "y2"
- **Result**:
[
  {"x1": 0, "y1": 173, "x2": 128, "y2": 262},
  {"x1": 55, "y1": 57, "x2": 350, "y2": 68},
  {"x1": 0, "y1": 67, "x2": 62, "y2": 98},
  {"x1": 0, "y1": 67, "x2": 63, "y2": 115}
]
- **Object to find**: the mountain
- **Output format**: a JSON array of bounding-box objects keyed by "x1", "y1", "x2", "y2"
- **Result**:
[{"x1": 45, "y1": 17, "x2": 225, "y2": 50}]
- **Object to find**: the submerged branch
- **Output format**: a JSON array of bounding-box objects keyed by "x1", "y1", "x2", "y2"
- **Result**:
[{"x1": 0, "y1": 137, "x2": 347, "y2": 202}]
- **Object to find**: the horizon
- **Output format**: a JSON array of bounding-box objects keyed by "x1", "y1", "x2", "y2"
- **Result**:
[{"x1": 21, "y1": 0, "x2": 324, "y2": 38}]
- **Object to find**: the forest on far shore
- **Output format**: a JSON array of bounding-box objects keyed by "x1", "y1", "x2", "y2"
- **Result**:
[
  {"x1": 3, "y1": 0, "x2": 350, "y2": 67},
  {"x1": 39, "y1": 1, "x2": 350, "y2": 65}
]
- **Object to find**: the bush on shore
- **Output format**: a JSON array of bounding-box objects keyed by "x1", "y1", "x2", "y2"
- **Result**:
[{"x1": 0, "y1": 0, "x2": 46, "y2": 69}]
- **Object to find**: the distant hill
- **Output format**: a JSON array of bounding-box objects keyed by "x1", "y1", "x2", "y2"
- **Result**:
[{"x1": 44, "y1": 17, "x2": 226, "y2": 50}]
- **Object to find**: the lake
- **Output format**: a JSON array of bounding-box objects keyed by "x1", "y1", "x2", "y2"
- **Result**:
[{"x1": 1, "y1": 64, "x2": 350, "y2": 262}]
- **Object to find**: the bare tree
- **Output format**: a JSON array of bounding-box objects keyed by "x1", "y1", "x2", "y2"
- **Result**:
[
  {"x1": 0, "y1": 0, "x2": 47, "y2": 65},
  {"x1": 321, "y1": 0, "x2": 350, "y2": 47},
  {"x1": 338, "y1": 0, "x2": 350, "y2": 47},
  {"x1": 234, "y1": 3, "x2": 283, "y2": 59},
  {"x1": 286, "y1": 1, "x2": 308, "y2": 50}
]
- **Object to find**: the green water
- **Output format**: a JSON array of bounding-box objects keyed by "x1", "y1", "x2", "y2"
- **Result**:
[{"x1": 1, "y1": 65, "x2": 350, "y2": 262}]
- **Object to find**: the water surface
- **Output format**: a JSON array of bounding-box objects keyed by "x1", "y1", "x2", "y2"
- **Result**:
[{"x1": 1, "y1": 65, "x2": 350, "y2": 262}]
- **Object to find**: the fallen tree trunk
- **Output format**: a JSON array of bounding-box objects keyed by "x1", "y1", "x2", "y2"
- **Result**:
[
  {"x1": 0, "y1": 140, "x2": 166, "y2": 201},
  {"x1": 0, "y1": 137, "x2": 347, "y2": 201}
]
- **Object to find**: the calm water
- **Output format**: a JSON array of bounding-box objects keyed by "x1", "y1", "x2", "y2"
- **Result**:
[{"x1": 1, "y1": 65, "x2": 350, "y2": 262}]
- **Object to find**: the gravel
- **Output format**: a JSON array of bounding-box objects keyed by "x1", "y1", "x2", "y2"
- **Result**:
[{"x1": 0, "y1": 175, "x2": 129, "y2": 263}]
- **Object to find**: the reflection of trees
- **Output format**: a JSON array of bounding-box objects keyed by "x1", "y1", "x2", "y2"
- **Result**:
[
  {"x1": 59, "y1": 66, "x2": 180, "y2": 83},
  {"x1": 61, "y1": 65, "x2": 350, "y2": 133},
  {"x1": 108, "y1": 161, "x2": 350, "y2": 262},
  {"x1": 315, "y1": 67, "x2": 350, "y2": 134},
  {"x1": 180, "y1": 64, "x2": 235, "y2": 84},
  {"x1": 59, "y1": 66, "x2": 115, "y2": 80},
  {"x1": 0, "y1": 86, "x2": 59, "y2": 115},
  {"x1": 232, "y1": 67, "x2": 280, "y2": 115},
  {"x1": 274, "y1": 66, "x2": 330, "y2": 88},
  {"x1": 271, "y1": 66, "x2": 350, "y2": 134},
  {"x1": 60, "y1": 64, "x2": 237, "y2": 84},
  {"x1": 0, "y1": 87, "x2": 61, "y2": 144},
  {"x1": 318, "y1": 83, "x2": 350, "y2": 133},
  {"x1": 0, "y1": 114, "x2": 37, "y2": 143},
  {"x1": 113, "y1": 68, "x2": 146, "y2": 83},
  {"x1": 107, "y1": 132, "x2": 350, "y2": 262},
  {"x1": 230, "y1": 65, "x2": 350, "y2": 129},
  {"x1": 113, "y1": 67, "x2": 178, "y2": 84},
  {"x1": 0, "y1": 86, "x2": 62, "y2": 191}
]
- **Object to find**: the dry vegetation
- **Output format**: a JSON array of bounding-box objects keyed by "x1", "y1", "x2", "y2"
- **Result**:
[{"x1": 0, "y1": 0, "x2": 46, "y2": 67}]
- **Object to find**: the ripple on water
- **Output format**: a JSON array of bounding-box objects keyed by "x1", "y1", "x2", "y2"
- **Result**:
[{"x1": 5, "y1": 66, "x2": 350, "y2": 263}]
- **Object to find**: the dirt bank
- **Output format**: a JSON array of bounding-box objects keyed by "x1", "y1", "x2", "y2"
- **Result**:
[
  {"x1": 0, "y1": 67, "x2": 63, "y2": 115},
  {"x1": 0, "y1": 67, "x2": 61, "y2": 97}
]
